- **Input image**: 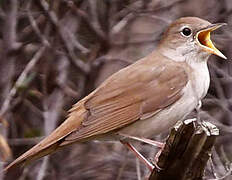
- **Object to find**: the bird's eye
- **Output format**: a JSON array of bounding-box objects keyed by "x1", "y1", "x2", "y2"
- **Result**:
[{"x1": 181, "y1": 27, "x2": 192, "y2": 37}]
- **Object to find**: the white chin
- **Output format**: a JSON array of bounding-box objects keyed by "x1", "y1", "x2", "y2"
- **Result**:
[{"x1": 199, "y1": 50, "x2": 211, "y2": 59}]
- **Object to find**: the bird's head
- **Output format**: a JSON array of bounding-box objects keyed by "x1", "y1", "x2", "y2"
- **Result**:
[{"x1": 159, "y1": 17, "x2": 227, "y2": 62}]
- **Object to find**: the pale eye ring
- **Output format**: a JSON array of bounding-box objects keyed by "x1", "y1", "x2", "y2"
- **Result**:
[{"x1": 181, "y1": 27, "x2": 192, "y2": 37}]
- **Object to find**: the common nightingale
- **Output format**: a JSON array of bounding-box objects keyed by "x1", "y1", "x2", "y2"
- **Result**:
[{"x1": 5, "y1": 17, "x2": 227, "y2": 171}]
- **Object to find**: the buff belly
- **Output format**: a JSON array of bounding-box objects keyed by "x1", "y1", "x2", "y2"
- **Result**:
[{"x1": 118, "y1": 82, "x2": 198, "y2": 138}]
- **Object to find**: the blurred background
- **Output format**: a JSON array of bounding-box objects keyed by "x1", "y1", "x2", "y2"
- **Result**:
[{"x1": 0, "y1": 0, "x2": 231, "y2": 179}]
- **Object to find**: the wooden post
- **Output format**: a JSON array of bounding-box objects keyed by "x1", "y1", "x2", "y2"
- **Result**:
[{"x1": 149, "y1": 119, "x2": 219, "y2": 180}]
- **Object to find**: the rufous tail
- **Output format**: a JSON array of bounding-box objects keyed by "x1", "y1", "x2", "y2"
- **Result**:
[{"x1": 4, "y1": 106, "x2": 86, "y2": 171}]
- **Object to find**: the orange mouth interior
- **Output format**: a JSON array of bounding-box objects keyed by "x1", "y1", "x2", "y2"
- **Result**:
[
  {"x1": 198, "y1": 30, "x2": 216, "y2": 51},
  {"x1": 197, "y1": 29, "x2": 226, "y2": 59}
]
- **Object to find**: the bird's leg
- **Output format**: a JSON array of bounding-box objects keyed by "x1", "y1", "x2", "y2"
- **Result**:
[
  {"x1": 119, "y1": 134, "x2": 164, "y2": 170},
  {"x1": 153, "y1": 144, "x2": 165, "y2": 163},
  {"x1": 196, "y1": 100, "x2": 202, "y2": 110},
  {"x1": 120, "y1": 141, "x2": 154, "y2": 171},
  {"x1": 119, "y1": 133, "x2": 164, "y2": 148},
  {"x1": 195, "y1": 100, "x2": 202, "y2": 125}
]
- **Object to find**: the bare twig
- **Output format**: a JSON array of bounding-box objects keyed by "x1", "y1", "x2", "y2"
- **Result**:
[
  {"x1": 36, "y1": 156, "x2": 49, "y2": 180},
  {"x1": 88, "y1": 0, "x2": 107, "y2": 39},
  {"x1": 3, "y1": 0, "x2": 21, "y2": 52},
  {"x1": 18, "y1": 167, "x2": 30, "y2": 180},
  {"x1": 27, "y1": 0, "x2": 50, "y2": 47},
  {"x1": 0, "y1": 46, "x2": 46, "y2": 117},
  {"x1": 36, "y1": 55, "x2": 68, "y2": 180},
  {"x1": 0, "y1": 0, "x2": 20, "y2": 178},
  {"x1": 9, "y1": 137, "x2": 43, "y2": 146},
  {"x1": 110, "y1": 13, "x2": 135, "y2": 35},
  {"x1": 116, "y1": 151, "x2": 129, "y2": 180},
  {"x1": 66, "y1": 0, "x2": 107, "y2": 42},
  {"x1": 20, "y1": 14, "x2": 46, "y2": 41},
  {"x1": 0, "y1": 134, "x2": 12, "y2": 161},
  {"x1": 136, "y1": 158, "x2": 142, "y2": 180},
  {"x1": 39, "y1": 0, "x2": 90, "y2": 74}
]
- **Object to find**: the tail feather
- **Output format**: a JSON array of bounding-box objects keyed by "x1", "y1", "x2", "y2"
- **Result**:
[
  {"x1": 4, "y1": 142, "x2": 59, "y2": 171},
  {"x1": 4, "y1": 105, "x2": 86, "y2": 171}
]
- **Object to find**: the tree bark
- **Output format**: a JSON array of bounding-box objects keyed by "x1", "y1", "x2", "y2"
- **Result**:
[{"x1": 149, "y1": 119, "x2": 219, "y2": 180}]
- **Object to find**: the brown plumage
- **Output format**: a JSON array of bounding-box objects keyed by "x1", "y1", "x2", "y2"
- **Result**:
[{"x1": 4, "y1": 17, "x2": 226, "y2": 171}]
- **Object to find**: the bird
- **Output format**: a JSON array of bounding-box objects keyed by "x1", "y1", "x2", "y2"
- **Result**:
[{"x1": 4, "y1": 17, "x2": 227, "y2": 171}]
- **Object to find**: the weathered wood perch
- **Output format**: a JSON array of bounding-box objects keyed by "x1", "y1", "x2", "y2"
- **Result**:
[{"x1": 149, "y1": 118, "x2": 219, "y2": 180}]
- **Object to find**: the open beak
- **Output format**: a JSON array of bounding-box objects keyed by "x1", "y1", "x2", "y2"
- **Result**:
[{"x1": 196, "y1": 23, "x2": 227, "y2": 59}]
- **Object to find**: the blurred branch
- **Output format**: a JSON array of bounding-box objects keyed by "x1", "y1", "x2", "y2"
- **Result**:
[
  {"x1": 20, "y1": 14, "x2": 46, "y2": 41},
  {"x1": 116, "y1": 151, "x2": 129, "y2": 180},
  {"x1": 0, "y1": 46, "x2": 46, "y2": 117},
  {"x1": 0, "y1": 6, "x2": 5, "y2": 18},
  {"x1": 9, "y1": 137, "x2": 43, "y2": 146},
  {"x1": 0, "y1": 0, "x2": 20, "y2": 178},
  {"x1": 23, "y1": 99, "x2": 43, "y2": 119},
  {"x1": 36, "y1": 55, "x2": 69, "y2": 179},
  {"x1": 0, "y1": 134, "x2": 12, "y2": 161},
  {"x1": 18, "y1": 167, "x2": 30, "y2": 180},
  {"x1": 110, "y1": 13, "x2": 135, "y2": 35},
  {"x1": 88, "y1": 0, "x2": 107, "y2": 39},
  {"x1": 66, "y1": 0, "x2": 107, "y2": 43},
  {"x1": 209, "y1": 62, "x2": 232, "y2": 82},
  {"x1": 3, "y1": 0, "x2": 21, "y2": 52},
  {"x1": 39, "y1": 0, "x2": 90, "y2": 74},
  {"x1": 27, "y1": 0, "x2": 50, "y2": 47},
  {"x1": 36, "y1": 156, "x2": 49, "y2": 180},
  {"x1": 208, "y1": 146, "x2": 232, "y2": 180},
  {"x1": 136, "y1": 158, "x2": 142, "y2": 180}
]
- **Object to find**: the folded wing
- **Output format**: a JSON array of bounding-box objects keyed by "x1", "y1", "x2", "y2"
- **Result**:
[{"x1": 64, "y1": 60, "x2": 188, "y2": 142}]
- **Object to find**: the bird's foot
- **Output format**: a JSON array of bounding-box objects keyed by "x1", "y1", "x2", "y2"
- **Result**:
[
  {"x1": 195, "y1": 100, "x2": 203, "y2": 125},
  {"x1": 121, "y1": 141, "x2": 155, "y2": 171},
  {"x1": 149, "y1": 143, "x2": 165, "y2": 171},
  {"x1": 154, "y1": 143, "x2": 165, "y2": 163}
]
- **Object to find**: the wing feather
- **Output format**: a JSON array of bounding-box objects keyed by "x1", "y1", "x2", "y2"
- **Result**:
[{"x1": 64, "y1": 60, "x2": 188, "y2": 142}]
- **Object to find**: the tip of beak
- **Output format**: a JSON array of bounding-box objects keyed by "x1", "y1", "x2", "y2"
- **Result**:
[
  {"x1": 220, "y1": 54, "x2": 227, "y2": 60},
  {"x1": 215, "y1": 49, "x2": 227, "y2": 59},
  {"x1": 219, "y1": 23, "x2": 227, "y2": 26}
]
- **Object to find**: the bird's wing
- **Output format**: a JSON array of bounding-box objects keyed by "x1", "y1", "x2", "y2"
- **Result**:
[
  {"x1": 4, "y1": 59, "x2": 188, "y2": 171},
  {"x1": 63, "y1": 60, "x2": 188, "y2": 143}
]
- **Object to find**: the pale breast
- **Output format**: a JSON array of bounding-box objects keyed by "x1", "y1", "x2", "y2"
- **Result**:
[
  {"x1": 118, "y1": 61, "x2": 210, "y2": 138},
  {"x1": 189, "y1": 61, "x2": 210, "y2": 100}
]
